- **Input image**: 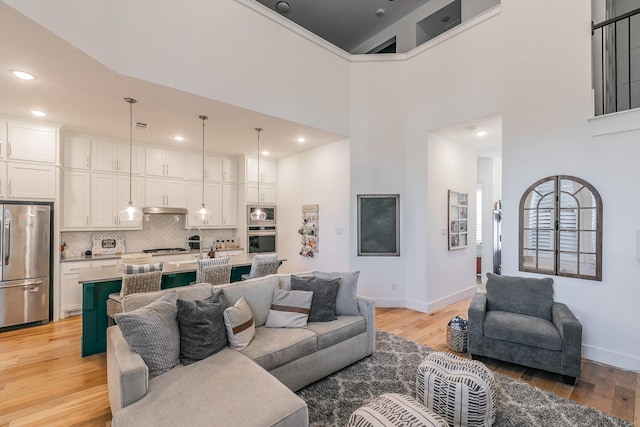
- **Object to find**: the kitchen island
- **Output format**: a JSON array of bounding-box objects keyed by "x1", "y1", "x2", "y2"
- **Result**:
[{"x1": 79, "y1": 254, "x2": 285, "y2": 357}]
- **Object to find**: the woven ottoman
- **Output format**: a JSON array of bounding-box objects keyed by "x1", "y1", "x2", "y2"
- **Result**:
[
  {"x1": 417, "y1": 352, "x2": 497, "y2": 427},
  {"x1": 347, "y1": 393, "x2": 448, "y2": 427}
]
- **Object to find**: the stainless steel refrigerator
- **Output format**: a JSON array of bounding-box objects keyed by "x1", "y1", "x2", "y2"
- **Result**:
[{"x1": 0, "y1": 204, "x2": 51, "y2": 328}]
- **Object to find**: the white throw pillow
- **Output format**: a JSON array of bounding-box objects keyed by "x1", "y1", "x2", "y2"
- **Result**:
[
  {"x1": 223, "y1": 297, "x2": 255, "y2": 350},
  {"x1": 265, "y1": 289, "x2": 313, "y2": 328}
]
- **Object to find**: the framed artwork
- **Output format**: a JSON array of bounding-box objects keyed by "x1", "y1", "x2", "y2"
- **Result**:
[
  {"x1": 448, "y1": 190, "x2": 468, "y2": 250},
  {"x1": 357, "y1": 194, "x2": 400, "y2": 256}
]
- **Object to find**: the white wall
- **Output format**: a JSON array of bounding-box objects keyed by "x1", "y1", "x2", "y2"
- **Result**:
[
  {"x1": 276, "y1": 139, "x2": 351, "y2": 274},
  {"x1": 477, "y1": 156, "x2": 502, "y2": 283},
  {"x1": 3, "y1": 0, "x2": 351, "y2": 137}
]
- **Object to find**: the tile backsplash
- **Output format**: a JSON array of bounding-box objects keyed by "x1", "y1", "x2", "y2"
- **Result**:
[{"x1": 61, "y1": 215, "x2": 239, "y2": 255}]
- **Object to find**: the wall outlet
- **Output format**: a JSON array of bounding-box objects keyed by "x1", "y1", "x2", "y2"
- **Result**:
[
  {"x1": 441, "y1": 228, "x2": 447, "y2": 236},
  {"x1": 391, "y1": 283, "x2": 397, "y2": 291}
]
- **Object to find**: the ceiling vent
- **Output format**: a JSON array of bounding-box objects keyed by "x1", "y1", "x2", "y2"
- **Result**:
[{"x1": 135, "y1": 121, "x2": 148, "y2": 129}]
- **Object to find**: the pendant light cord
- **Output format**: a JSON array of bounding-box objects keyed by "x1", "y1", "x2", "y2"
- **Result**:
[
  {"x1": 200, "y1": 116, "x2": 208, "y2": 208},
  {"x1": 255, "y1": 128, "x2": 262, "y2": 209},
  {"x1": 125, "y1": 97, "x2": 137, "y2": 204}
]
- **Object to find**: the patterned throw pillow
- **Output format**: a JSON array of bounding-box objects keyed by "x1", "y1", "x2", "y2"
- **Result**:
[
  {"x1": 265, "y1": 289, "x2": 313, "y2": 328},
  {"x1": 176, "y1": 289, "x2": 228, "y2": 365},
  {"x1": 123, "y1": 262, "x2": 164, "y2": 275},
  {"x1": 291, "y1": 275, "x2": 340, "y2": 322},
  {"x1": 223, "y1": 297, "x2": 255, "y2": 350},
  {"x1": 115, "y1": 292, "x2": 180, "y2": 379},
  {"x1": 312, "y1": 271, "x2": 360, "y2": 316}
]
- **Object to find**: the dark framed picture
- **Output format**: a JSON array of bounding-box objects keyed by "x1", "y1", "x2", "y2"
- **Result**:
[
  {"x1": 448, "y1": 190, "x2": 468, "y2": 250},
  {"x1": 357, "y1": 194, "x2": 400, "y2": 256}
]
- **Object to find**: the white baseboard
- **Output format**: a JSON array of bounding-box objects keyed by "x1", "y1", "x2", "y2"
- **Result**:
[
  {"x1": 374, "y1": 298, "x2": 407, "y2": 308},
  {"x1": 426, "y1": 286, "x2": 477, "y2": 313},
  {"x1": 373, "y1": 286, "x2": 477, "y2": 313},
  {"x1": 582, "y1": 344, "x2": 640, "y2": 372}
]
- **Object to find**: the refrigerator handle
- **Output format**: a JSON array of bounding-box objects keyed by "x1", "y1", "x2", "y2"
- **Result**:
[{"x1": 4, "y1": 217, "x2": 10, "y2": 266}]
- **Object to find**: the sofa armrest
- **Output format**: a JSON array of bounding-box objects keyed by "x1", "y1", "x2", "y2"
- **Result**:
[
  {"x1": 552, "y1": 302, "x2": 582, "y2": 378},
  {"x1": 107, "y1": 326, "x2": 149, "y2": 415},
  {"x1": 357, "y1": 296, "x2": 376, "y2": 355},
  {"x1": 468, "y1": 292, "x2": 487, "y2": 355}
]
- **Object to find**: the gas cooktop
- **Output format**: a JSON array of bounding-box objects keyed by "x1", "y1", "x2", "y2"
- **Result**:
[{"x1": 142, "y1": 248, "x2": 189, "y2": 254}]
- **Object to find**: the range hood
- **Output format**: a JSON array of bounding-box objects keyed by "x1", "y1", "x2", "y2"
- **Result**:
[{"x1": 142, "y1": 207, "x2": 188, "y2": 215}]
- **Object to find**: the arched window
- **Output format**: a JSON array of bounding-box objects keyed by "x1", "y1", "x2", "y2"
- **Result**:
[{"x1": 519, "y1": 176, "x2": 602, "y2": 281}]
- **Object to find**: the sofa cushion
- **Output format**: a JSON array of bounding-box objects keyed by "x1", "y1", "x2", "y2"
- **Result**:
[
  {"x1": 115, "y1": 292, "x2": 180, "y2": 379},
  {"x1": 176, "y1": 289, "x2": 228, "y2": 365},
  {"x1": 240, "y1": 326, "x2": 317, "y2": 371},
  {"x1": 224, "y1": 297, "x2": 255, "y2": 350},
  {"x1": 265, "y1": 289, "x2": 313, "y2": 328},
  {"x1": 312, "y1": 271, "x2": 360, "y2": 316},
  {"x1": 217, "y1": 276, "x2": 280, "y2": 327},
  {"x1": 112, "y1": 347, "x2": 309, "y2": 427},
  {"x1": 483, "y1": 311, "x2": 562, "y2": 351},
  {"x1": 306, "y1": 316, "x2": 367, "y2": 350},
  {"x1": 486, "y1": 273, "x2": 554, "y2": 321},
  {"x1": 291, "y1": 275, "x2": 340, "y2": 322},
  {"x1": 122, "y1": 283, "x2": 214, "y2": 312}
]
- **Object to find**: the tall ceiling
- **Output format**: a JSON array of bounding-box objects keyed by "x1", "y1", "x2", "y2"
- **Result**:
[{"x1": 0, "y1": 3, "x2": 345, "y2": 159}]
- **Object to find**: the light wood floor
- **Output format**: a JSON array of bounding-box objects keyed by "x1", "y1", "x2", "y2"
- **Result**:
[{"x1": 0, "y1": 298, "x2": 637, "y2": 426}]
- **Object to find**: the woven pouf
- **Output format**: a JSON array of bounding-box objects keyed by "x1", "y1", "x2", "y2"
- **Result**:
[
  {"x1": 347, "y1": 393, "x2": 448, "y2": 427},
  {"x1": 416, "y1": 352, "x2": 497, "y2": 427}
]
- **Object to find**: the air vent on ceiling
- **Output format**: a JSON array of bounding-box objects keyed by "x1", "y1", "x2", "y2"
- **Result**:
[{"x1": 135, "y1": 121, "x2": 148, "y2": 129}]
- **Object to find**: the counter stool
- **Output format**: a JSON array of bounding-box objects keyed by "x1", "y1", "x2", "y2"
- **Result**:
[
  {"x1": 417, "y1": 352, "x2": 497, "y2": 427},
  {"x1": 106, "y1": 270, "x2": 162, "y2": 326},
  {"x1": 347, "y1": 393, "x2": 447, "y2": 427},
  {"x1": 195, "y1": 256, "x2": 230, "y2": 283},
  {"x1": 200, "y1": 263, "x2": 232, "y2": 286},
  {"x1": 240, "y1": 253, "x2": 280, "y2": 280}
]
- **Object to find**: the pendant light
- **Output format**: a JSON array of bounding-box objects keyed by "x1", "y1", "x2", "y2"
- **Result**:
[
  {"x1": 250, "y1": 128, "x2": 267, "y2": 221},
  {"x1": 194, "y1": 115, "x2": 213, "y2": 222},
  {"x1": 118, "y1": 97, "x2": 143, "y2": 222}
]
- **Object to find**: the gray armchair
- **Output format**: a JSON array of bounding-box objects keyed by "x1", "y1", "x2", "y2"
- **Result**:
[{"x1": 468, "y1": 273, "x2": 582, "y2": 385}]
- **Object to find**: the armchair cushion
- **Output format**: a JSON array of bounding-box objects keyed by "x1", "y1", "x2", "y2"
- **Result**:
[
  {"x1": 483, "y1": 311, "x2": 562, "y2": 351},
  {"x1": 486, "y1": 273, "x2": 554, "y2": 321}
]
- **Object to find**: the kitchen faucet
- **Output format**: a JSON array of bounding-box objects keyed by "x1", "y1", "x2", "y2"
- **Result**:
[{"x1": 187, "y1": 226, "x2": 204, "y2": 259}]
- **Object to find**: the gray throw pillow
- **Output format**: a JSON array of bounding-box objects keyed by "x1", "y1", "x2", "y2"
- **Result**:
[
  {"x1": 312, "y1": 271, "x2": 360, "y2": 316},
  {"x1": 176, "y1": 289, "x2": 228, "y2": 365},
  {"x1": 486, "y1": 273, "x2": 554, "y2": 321},
  {"x1": 115, "y1": 292, "x2": 180, "y2": 379},
  {"x1": 265, "y1": 288, "x2": 313, "y2": 328},
  {"x1": 291, "y1": 275, "x2": 340, "y2": 322}
]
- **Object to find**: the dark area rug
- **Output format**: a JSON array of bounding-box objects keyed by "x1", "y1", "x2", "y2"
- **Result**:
[{"x1": 297, "y1": 330, "x2": 633, "y2": 427}]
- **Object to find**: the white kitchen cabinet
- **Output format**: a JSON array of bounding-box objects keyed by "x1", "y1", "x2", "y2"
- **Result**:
[
  {"x1": 0, "y1": 120, "x2": 7, "y2": 159},
  {"x1": 7, "y1": 163, "x2": 56, "y2": 199},
  {"x1": 246, "y1": 183, "x2": 277, "y2": 204},
  {"x1": 92, "y1": 139, "x2": 144, "y2": 175},
  {"x1": 222, "y1": 184, "x2": 237, "y2": 226},
  {"x1": 222, "y1": 158, "x2": 236, "y2": 183},
  {"x1": 7, "y1": 121, "x2": 57, "y2": 164},
  {"x1": 186, "y1": 182, "x2": 222, "y2": 227},
  {"x1": 0, "y1": 162, "x2": 6, "y2": 197},
  {"x1": 146, "y1": 147, "x2": 186, "y2": 178},
  {"x1": 62, "y1": 171, "x2": 90, "y2": 229},
  {"x1": 60, "y1": 262, "x2": 85, "y2": 318},
  {"x1": 64, "y1": 136, "x2": 91, "y2": 170},
  {"x1": 245, "y1": 156, "x2": 277, "y2": 184},
  {"x1": 145, "y1": 178, "x2": 187, "y2": 208},
  {"x1": 91, "y1": 173, "x2": 144, "y2": 229},
  {"x1": 188, "y1": 154, "x2": 223, "y2": 182}
]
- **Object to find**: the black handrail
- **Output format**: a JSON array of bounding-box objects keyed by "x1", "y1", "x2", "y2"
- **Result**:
[{"x1": 591, "y1": 8, "x2": 640, "y2": 115}]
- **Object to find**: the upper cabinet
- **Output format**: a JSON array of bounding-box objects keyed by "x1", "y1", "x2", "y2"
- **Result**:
[
  {"x1": 64, "y1": 136, "x2": 91, "y2": 170},
  {"x1": 187, "y1": 154, "x2": 223, "y2": 182},
  {"x1": 146, "y1": 147, "x2": 186, "y2": 178},
  {"x1": 91, "y1": 139, "x2": 144, "y2": 174},
  {"x1": 222, "y1": 158, "x2": 237, "y2": 183},
  {"x1": 7, "y1": 121, "x2": 58, "y2": 164},
  {"x1": 7, "y1": 163, "x2": 56, "y2": 199},
  {"x1": 244, "y1": 156, "x2": 277, "y2": 184},
  {"x1": 0, "y1": 120, "x2": 7, "y2": 159}
]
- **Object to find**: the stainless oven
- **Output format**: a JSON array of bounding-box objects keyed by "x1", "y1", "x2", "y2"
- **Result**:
[
  {"x1": 247, "y1": 205, "x2": 276, "y2": 226},
  {"x1": 247, "y1": 226, "x2": 277, "y2": 254}
]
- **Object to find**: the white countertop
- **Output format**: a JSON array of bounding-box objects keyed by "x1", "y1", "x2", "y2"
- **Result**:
[
  {"x1": 61, "y1": 248, "x2": 244, "y2": 263},
  {"x1": 77, "y1": 253, "x2": 285, "y2": 283}
]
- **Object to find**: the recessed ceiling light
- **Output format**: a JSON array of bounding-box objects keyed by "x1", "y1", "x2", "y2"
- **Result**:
[
  {"x1": 11, "y1": 70, "x2": 35, "y2": 80},
  {"x1": 376, "y1": 8, "x2": 385, "y2": 16},
  {"x1": 31, "y1": 110, "x2": 46, "y2": 117},
  {"x1": 174, "y1": 136, "x2": 184, "y2": 141},
  {"x1": 261, "y1": 151, "x2": 270, "y2": 156},
  {"x1": 297, "y1": 137, "x2": 306, "y2": 143},
  {"x1": 275, "y1": 1, "x2": 290, "y2": 13},
  {"x1": 476, "y1": 130, "x2": 488, "y2": 137}
]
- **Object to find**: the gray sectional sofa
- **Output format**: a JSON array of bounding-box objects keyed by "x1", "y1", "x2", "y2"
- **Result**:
[{"x1": 107, "y1": 273, "x2": 376, "y2": 427}]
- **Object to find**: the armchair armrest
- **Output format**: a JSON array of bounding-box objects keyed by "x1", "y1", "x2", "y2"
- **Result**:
[
  {"x1": 468, "y1": 292, "x2": 487, "y2": 355},
  {"x1": 106, "y1": 326, "x2": 149, "y2": 415},
  {"x1": 552, "y1": 302, "x2": 582, "y2": 378},
  {"x1": 357, "y1": 296, "x2": 376, "y2": 355}
]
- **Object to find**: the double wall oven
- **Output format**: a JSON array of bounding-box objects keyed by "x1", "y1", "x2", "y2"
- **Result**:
[{"x1": 247, "y1": 205, "x2": 276, "y2": 254}]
